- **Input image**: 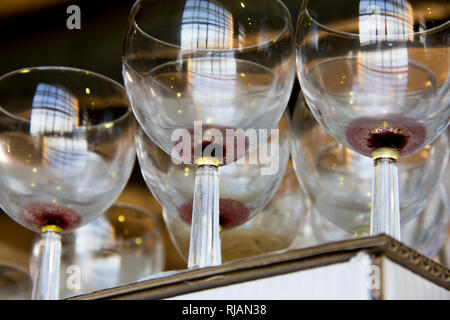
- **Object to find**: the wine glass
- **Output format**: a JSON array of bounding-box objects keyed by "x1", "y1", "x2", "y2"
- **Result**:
[
  {"x1": 307, "y1": 183, "x2": 449, "y2": 259},
  {"x1": 295, "y1": 0, "x2": 449, "y2": 239},
  {"x1": 292, "y1": 93, "x2": 449, "y2": 235},
  {"x1": 136, "y1": 112, "x2": 291, "y2": 262},
  {"x1": 0, "y1": 67, "x2": 136, "y2": 299},
  {"x1": 30, "y1": 202, "x2": 164, "y2": 298},
  {"x1": 123, "y1": 0, "x2": 295, "y2": 267},
  {"x1": 163, "y1": 160, "x2": 307, "y2": 263}
]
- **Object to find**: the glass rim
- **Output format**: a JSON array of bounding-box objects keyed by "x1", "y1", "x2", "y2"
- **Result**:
[
  {"x1": 0, "y1": 66, "x2": 133, "y2": 130},
  {"x1": 301, "y1": 6, "x2": 450, "y2": 39},
  {"x1": 129, "y1": 0, "x2": 293, "y2": 53}
]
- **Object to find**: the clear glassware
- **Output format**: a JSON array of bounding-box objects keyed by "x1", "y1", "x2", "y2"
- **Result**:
[
  {"x1": 163, "y1": 161, "x2": 307, "y2": 263},
  {"x1": 0, "y1": 67, "x2": 136, "y2": 299},
  {"x1": 30, "y1": 202, "x2": 165, "y2": 298},
  {"x1": 137, "y1": 112, "x2": 291, "y2": 248},
  {"x1": 292, "y1": 94, "x2": 449, "y2": 235},
  {"x1": 295, "y1": 0, "x2": 449, "y2": 240},
  {"x1": 123, "y1": 0, "x2": 295, "y2": 267},
  {"x1": 307, "y1": 183, "x2": 449, "y2": 259}
]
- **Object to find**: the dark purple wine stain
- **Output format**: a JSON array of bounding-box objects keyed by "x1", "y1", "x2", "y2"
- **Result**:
[
  {"x1": 346, "y1": 114, "x2": 426, "y2": 157},
  {"x1": 19, "y1": 202, "x2": 81, "y2": 233},
  {"x1": 174, "y1": 125, "x2": 249, "y2": 165},
  {"x1": 193, "y1": 141, "x2": 225, "y2": 160},
  {"x1": 178, "y1": 198, "x2": 251, "y2": 230},
  {"x1": 367, "y1": 128, "x2": 408, "y2": 150}
]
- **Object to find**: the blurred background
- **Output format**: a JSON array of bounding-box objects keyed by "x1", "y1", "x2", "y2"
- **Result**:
[{"x1": 0, "y1": 0, "x2": 303, "y2": 80}]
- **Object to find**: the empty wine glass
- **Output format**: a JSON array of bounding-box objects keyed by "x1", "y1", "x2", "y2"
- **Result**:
[
  {"x1": 30, "y1": 203, "x2": 164, "y2": 298},
  {"x1": 292, "y1": 93, "x2": 449, "y2": 235},
  {"x1": 123, "y1": 0, "x2": 295, "y2": 267},
  {"x1": 137, "y1": 113, "x2": 291, "y2": 257},
  {"x1": 295, "y1": 0, "x2": 449, "y2": 239},
  {"x1": 0, "y1": 67, "x2": 136, "y2": 299},
  {"x1": 163, "y1": 161, "x2": 306, "y2": 263}
]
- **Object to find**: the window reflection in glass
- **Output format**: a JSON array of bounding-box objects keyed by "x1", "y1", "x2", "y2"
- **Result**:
[
  {"x1": 357, "y1": 0, "x2": 414, "y2": 95},
  {"x1": 30, "y1": 83, "x2": 88, "y2": 173},
  {"x1": 181, "y1": 0, "x2": 238, "y2": 119}
]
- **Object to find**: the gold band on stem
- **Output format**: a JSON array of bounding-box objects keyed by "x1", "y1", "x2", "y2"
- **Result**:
[
  {"x1": 195, "y1": 157, "x2": 221, "y2": 167},
  {"x1": 371, "y1": 148, "x2": 400, "y2": 161},
  {"x1": 41, "y1": 225, "x2": 63, "y2": 233}
]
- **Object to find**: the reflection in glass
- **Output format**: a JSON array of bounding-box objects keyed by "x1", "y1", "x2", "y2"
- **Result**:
[
  {"x1": 181, "y1": 0, "x2": 235, "y2": 50},
  {"x1": 29, "y1": 83, "x2": 89, "y2": 175},
  {"x1": 358, "y1": 0, "x2": 413, "y2": 44},
  {"x1": 30, "y1": 83, "x2": 80, "y2": 135}
]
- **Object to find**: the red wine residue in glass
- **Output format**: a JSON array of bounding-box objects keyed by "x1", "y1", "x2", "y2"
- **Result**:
[
  {"x1": 174, "y1": 125, "x2": 249, "y2": 165},
  {"x1": 19, "y1": 202, "x2": 81, "y2": 232},
  {"x1": 345, "y1": 114, "x2": 426, "y2": 157}
]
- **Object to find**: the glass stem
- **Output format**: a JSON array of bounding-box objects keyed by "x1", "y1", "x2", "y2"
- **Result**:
[
  {"x1": 188, "y1": 164, "x2": 221, "y2": 268},
  {"x1": 32, "y1": 228, "x2": 62, "y2": 300},
  {"x1": 370, "y1": 148, "x2": 401, "y2": 241}
]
